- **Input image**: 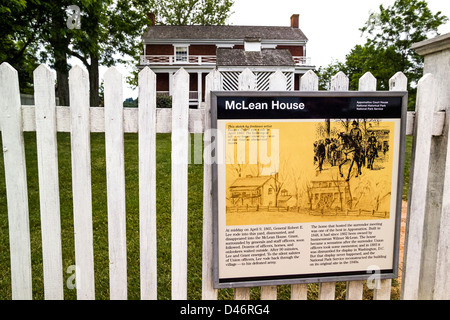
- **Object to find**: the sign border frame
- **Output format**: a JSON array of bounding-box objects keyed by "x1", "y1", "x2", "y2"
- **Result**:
[{"x1": 211, "y1": 90, "x2": 408, "y2": 289}]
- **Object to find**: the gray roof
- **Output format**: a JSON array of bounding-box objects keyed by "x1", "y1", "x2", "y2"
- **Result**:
[
  {"x1": 230, "y1": 176, "x2": 272, "y2": 189},
  {"x1": 216, "y1": 48, "x2": 295, "y2": 66},
  {"x1": 143, "y1": 25, "x2": 308, "y2": 42}
]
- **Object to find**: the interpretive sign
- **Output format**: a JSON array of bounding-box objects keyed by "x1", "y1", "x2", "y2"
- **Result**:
[{"x1": 211, "y1": 91, "x2": 407, "y2": 288}]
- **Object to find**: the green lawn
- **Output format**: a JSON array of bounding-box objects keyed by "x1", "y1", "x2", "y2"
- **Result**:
[{"x1": 0, "y1": 133, "x2": 413, "y2": 300}]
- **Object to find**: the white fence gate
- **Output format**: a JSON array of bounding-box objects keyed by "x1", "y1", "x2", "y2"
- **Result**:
[{"x1": 0, "y1": 51, "x2": 448, "y2": 300}]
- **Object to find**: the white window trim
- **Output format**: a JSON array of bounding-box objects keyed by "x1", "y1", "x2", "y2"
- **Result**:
[{"x1": 173, "y1": 44, "x2": 190, "y2": 63}]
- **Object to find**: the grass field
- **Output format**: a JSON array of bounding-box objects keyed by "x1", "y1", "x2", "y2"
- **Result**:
[{"x1": 0, "y1": 132, "x2": 413, "y2": 300}]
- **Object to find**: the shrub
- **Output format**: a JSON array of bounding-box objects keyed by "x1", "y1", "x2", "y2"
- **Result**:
[{"x1": 157, "y1": 94, "x2": 172, "y2": 108}]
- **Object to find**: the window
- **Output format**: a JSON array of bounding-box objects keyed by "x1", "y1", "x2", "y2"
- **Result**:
[{"x1": 175, "y1": 46, "x2": 188, "y2": 62}]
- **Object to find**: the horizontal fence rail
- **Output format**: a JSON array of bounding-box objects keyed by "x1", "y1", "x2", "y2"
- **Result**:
[{"x1": 0, "y1": 61, "x2": 446, "y2": 300}]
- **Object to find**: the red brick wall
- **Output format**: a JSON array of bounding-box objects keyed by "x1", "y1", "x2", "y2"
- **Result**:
[
  {"x1": 189, "y1": 45, "x2": 216, "y2": 55},
  {"x1": 156, "y1": 73, "x2": 169, "y2": 91},
  {"x1": 277, "y1": 45, "x2": 303, "y2": 56},
  {"x1": 146, "y1": 44, "x2": 173, "y2": 55}
]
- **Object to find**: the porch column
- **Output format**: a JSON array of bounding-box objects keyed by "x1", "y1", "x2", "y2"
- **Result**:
[
  {"x1": 169, "y1": 71, "x2": 174, "y2": 96},
  {"x1": 197, "y1": 71, "x2": 202, "y2": 107}
]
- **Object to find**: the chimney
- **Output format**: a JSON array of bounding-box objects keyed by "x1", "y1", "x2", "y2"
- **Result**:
[
  {"x1": 290, "y1": 14, "x2": 299, "y2": 28},
  {"x1": 147, "y1": 12, "x2": 156, "y2": 26}
]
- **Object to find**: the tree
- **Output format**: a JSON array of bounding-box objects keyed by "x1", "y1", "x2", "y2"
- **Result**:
[
  {"x1": 68, "y1": 0, "x2": 151, "y2": 107},
  {"x1": 1, "y1": 0, "x2": 152, "y2": 106},
  {"x1": 148, "y1": 0, "x2": 234, "y2": 25},
  {"x1": 360, "y1": 0, "x2": 448, "y2": 87},
  {"x1": 0, "y1": 0, "x2": 43, "y2": 94},
  {"x1": 344, "y1": 43, "x2": 404, "y2": 91},
  {"x1": 317, "y1": 0, "x2": 448, "y2": 109},
  {"x1": 2, "y1": 0, "x2": 235, "y2": 104}
]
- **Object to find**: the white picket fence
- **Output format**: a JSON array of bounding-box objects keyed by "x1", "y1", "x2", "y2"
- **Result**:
[{"x1": 0, "y1": 61, "x2": 447, "y2": 300}]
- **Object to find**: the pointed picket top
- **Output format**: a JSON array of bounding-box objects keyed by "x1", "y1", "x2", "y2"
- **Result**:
[
  {"x1": 268, "y1": 70, "x2": 287, "y2": 91},
  {"x1": 172, "y1": 67, "x2": 189, "y2": 105},
  {"x1": 300, "y1": 70, "x2": 318, "y2": 91},
  {"x1": 0, "y1": 62, "x2": 21, "y2": 113},
  {"x1": 389, "y1": 72, "x2": 408, "y2": 91},
  {"x1": 69, "y1": 64, "x2": 89, "y2": 81},
  {"x1": 330, "y1": 71, "x2": 349, "y2": 91},
  {"x1": 0, "y1": 61, "x2": 18, "y2": 79},
  {"x1": 69, "y1": 64, "x2": 90, "y2": 118},
  {"x1": 174, "y1": 66, "x2": 189, "y2": 80},
  {"x1": 205, "y1": 69, "x2": 223, "y2": 111},
  {"x1": 138, "y1": 66, "x2": 156, "y2": 81},
  {"x1": 104, "y1": 65, "x2": 123, "y2": 83},
  {"x1": 104, "y1": 66, "x2": 123, "y2": 102},
  {"x1": 238, "y1": 68, "x2": 256, "y2": 91},
  {"x1": 206, "y1": 69, "x2": 223, "y2": 92},
  {"x1": 34, "y1": 64, "x2": 56, "y2": 112},
  {"x1": 358, "y1": 72, "x2": 377, "y2": 91},
  {"x1": 33, "y1": 63, "x2": 54, "y2": 80},
  {"x1": 138, "y1": 66, "x2": 157, "y2": 98}
]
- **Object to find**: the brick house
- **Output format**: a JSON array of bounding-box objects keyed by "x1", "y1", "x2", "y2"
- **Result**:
[{"x1": 139, "y1": 14, "x2": 313, "y2": 107}]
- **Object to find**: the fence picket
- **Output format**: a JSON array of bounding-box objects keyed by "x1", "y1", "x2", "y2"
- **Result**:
[
  {"x1": 316, "y1": 71, "x2": 350, "y2": 300},
  {"x1": 69, "y1": 65, "x2": 96, "y2": 299},
  {"x1": 343, "y1": 71, "x2": 377, "y2": 300},
  {"x1": 238, "y1": 68, "x2": 257, "y2": 91},
  {"x1": 330, "y1": 71, "x2": 349, "y2": 91},
  {"x1": 202, "y1": 69, "x2": 222, "y2": 300},
  {"x1": 171, "y1": 68, "x2": 190, "y2": 300},
  {"x1": 0, "y1": 62, "x2": 32, "y2": 300},
  {"x1": 300, "y1": 70, "x2": 319, "y2": 91},
  {"x1": 104, "y1": 67, "x2": 127, "y2": 300},
  {"x1": 234, "y1": 68, "x2": 257, "y2": 300},
  {"x1": 371, "y1": 71, "x2": 408, "y2": 300},
  {"x1": 268, "y1": 70, "x2": 287, "y2": 91},
  {"x1": 252, "y1": 71, "x2": 291, "y2": 301},
  {"x1": 33, "y1": 64, "x2": 64, "y2": 300},
  {"x1": 401, "y1": 73, "x2": 437, "y2": 300},
  {"x1": 138, "y1": 67, "x2": 158, "y2": 300},
  {"x1": 291, "y1": 70, "x2": 320, "y2": 301}
]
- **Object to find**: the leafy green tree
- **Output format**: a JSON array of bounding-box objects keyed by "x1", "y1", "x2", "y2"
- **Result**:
[
  {"x1": 0, "y1": 0, "x2": 43, "y2": 94},
  {"x1": 318, "y1": 0, "x2": 448, "y2": 109},
  {"x1": 2, "y1": 0, "x2": 235, "y2": 105},
  {"x1": 344, "y1": 43, "x2": 404, "y2": 91},
  {"x1": 149, "y1": 0, "x2": 234, "y2": 25},
  {"x1": 68, "y1": 0, "x2": 151, "y2": 107},
  {"x1": 360, "y1": 0, "x2": 448, "y2": 85}
]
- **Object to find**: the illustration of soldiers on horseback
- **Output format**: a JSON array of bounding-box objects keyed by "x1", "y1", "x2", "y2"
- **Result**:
[
  {"x1": 313, "y1": 120, "x2": 388, "y2": 180},
  {"x1": 337, "y1": 120, "x2": 365, "y2": 181}
]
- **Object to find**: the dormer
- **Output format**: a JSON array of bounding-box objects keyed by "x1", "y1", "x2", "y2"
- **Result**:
[{"x1": 244, "y1": 37, "x2": 262, "y2": 52}]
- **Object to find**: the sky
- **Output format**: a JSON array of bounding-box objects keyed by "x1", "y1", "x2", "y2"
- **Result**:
[
  {"x1": 95, "y1": 0, "x2": 450, "y2": 99},
  {"x1": 228, "y1": 0, "x2": 450, "y2": 69}
]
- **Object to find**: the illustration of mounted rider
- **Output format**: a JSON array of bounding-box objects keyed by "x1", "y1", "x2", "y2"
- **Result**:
[
  {"x1": 313, "y1": 119, "x2": 391, "y2": 180},
  {"x1": 339, "y1": 120, "x2": 364, "y2": 181}
]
